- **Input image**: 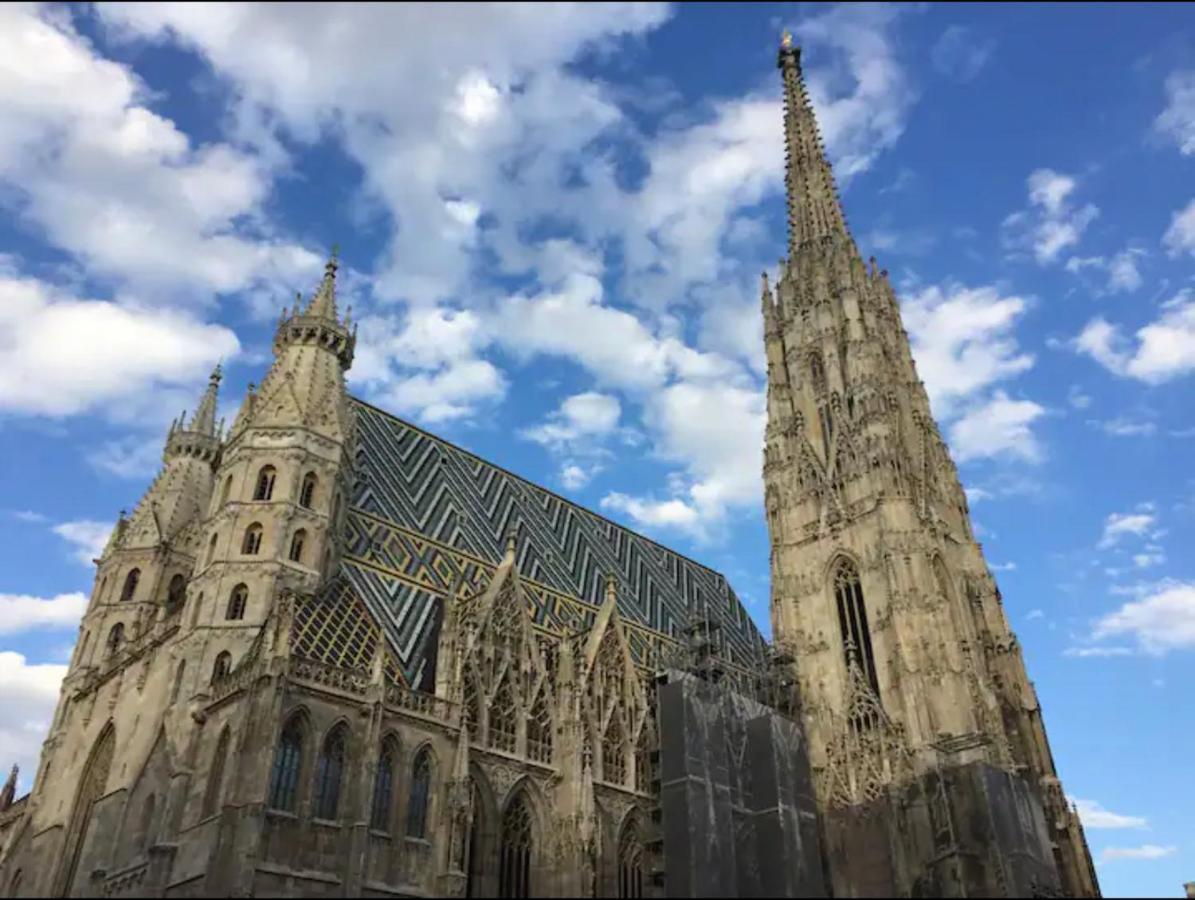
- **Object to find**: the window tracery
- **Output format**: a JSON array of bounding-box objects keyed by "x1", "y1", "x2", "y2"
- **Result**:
[
  {"x1": 253, "y1": 466, "x2": 276, "y2": 501},
  {"x1": 268, "y1": 715, "x2": 304, "y2": 812},
  {"x1": 313, "y1": 725, "x2": 347, "y2": 820},
  {"x1": 498, "y1": 792, "x2": 534, "y2": 898}
]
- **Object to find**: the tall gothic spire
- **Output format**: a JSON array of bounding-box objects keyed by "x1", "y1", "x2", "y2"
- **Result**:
[
  {"x1": 778, "y1": 32, "x2": 850, "y2": 254},
  {"x1": 187, "y1": 364, "x2": 222, "y2": 437},
  {"x1": 306, "y1": 247, "x2": 340, "y2": 321}
]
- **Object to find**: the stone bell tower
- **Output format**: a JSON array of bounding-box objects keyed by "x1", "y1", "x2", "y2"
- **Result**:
[{"x1": 762, "y1": 33, "x2": 1099, "y2": 898}]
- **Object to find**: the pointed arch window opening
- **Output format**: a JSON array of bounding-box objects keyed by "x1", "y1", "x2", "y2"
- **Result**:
[
  {"x1": 300, "y1": 472, "x2": 318, "y2": 509},
  {"x1": 59, "y1": 724, "x2": 115, "y2": 896},
  {"x1": 206, "y1": 531, "x2": 218, "y2": 567},
  {"x1": 226, "y1": 584, "x2": 248, "y2": 621},
  {"x1": 289, "y1": 529, "x2": 307, "y2": 563},
  {"x1": 526, "y1": 689, "x2": 552, "y2": 764},
  {"x1": 489, "y1": 675, "x2": 517, "y2": 754},
  {"x1": 498, "y1": 792, "x2": 534, "y2": 899},
  {"x1": 120, "y1": 568, "x2": 140, "y2": 602},
  {"x1": 833, "y1": 561, "x2": 881, "y2": 730},
  {"x1": 406, "y1": 749, "x2": 432, "y2": 838},
  {"x1": 313, "y1": 726, "x2": 347, "y2": 821},
  {"x1": 618, "y1": 820, "x2": 645, "y2": 899},
  {"x1": 242, "y1": 523, "x2": 263, "y2": 555},
  {"x1": 371, "y1": 738, "x2": 397, "y2": 832},
  {"x1": 166, "y1": 574, "x2": 186, "y2": 616},
  {"x1": 268, "y1": 717, "x2": 304, "y2": 813},
  {"x1": 253, "y1": 466, "x2": 276, "y2": 502},
  {"x1": 602, "y1": 715, "x2": 628, "y2": 786},
  {"x1": 107, "y1": 622, "x2": 125, "y2": 657},
  {"x1": 211, "y1": 651, "x2": 232, "y2": 684}
]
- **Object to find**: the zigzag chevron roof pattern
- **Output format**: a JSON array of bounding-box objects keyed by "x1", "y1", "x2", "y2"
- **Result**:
[{"x1": 341, "y1": 397, "x2": 770, "y2": 690}]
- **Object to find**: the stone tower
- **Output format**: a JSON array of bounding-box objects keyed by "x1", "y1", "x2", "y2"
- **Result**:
[{"x1": 762, "y1": 35, "x2": 1100, "y2": 897}]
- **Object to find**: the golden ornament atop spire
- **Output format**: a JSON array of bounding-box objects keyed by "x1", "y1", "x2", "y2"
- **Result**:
[{"x1": 781, "y1": 29, "x2": 793, "y2": 50}]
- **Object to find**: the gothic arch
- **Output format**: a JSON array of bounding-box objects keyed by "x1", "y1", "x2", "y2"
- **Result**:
[
  {"x1": 828, "y1": 555, "x2": 881, "y2": 712},
  {"x1": 497, "y1": 783, "x2": 543, "y2": 899},
  {"x1": 57, "y1": 721, "x2": 116, "y2": 896},
  {"x1": 268, "y1": 709, "x2": 311, "y2": 813},
  {"x1": 405, "y1": 743, "x2": 437, "y2": 838},
  {"x1": 615, "y1": 811, "x2": 646, "y2": 899},
  {"x1": 313, "y1": 721, "x2": 350, "y2": 821},
  {"x1": 371, "y1": 732, "x2": 402, "y2": 833},
  {"x1": 464, "y1": 764, "x2": 499, "y2": 898}
]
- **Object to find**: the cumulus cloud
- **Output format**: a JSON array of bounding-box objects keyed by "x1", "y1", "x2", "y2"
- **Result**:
[
  {"x1": 0, "y1": 651, "x2": 67, "y2": 795},
  {"x1": 1074, "y1": 290, "x2": 1195, "y2": 384},
  {"x1": 1098, "y1": 504, "x2": 1159, "y2": 548},
  {"x1": 0, "y1": 270, "x2": 238, "y2": 419},
  {"x1": 948, "y1": 391, "x2": 1046, "y2": 464},
  {"x1": 522, "y1": 392, "x2": 622, "y2": 452},
  {"x1": 1065, "y1": 248, "x2": 1145, "y2": 293},
  {"x1": 1069, "y1": 798, "x2": 1148, "y2": 830},
  {"x1": 1091, "y1": 581, "x2": 1195, "y2": 655},
  {"x1": 1002, "y1": 169, "x2": 1099, "y2": 265},
  {"x1": 52, "y1": 520, "x2": 114, "y2": 565},
  {"x1": 1154, "y1": 69, "x2": 1195, "y2": 156},
  {"x1": 0, "y1": 593, "x2": 87, "y2": 635}
]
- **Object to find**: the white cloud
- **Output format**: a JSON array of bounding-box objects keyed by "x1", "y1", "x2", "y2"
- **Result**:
[
  {"x1": 86, "y1": 435, "x2": 164, "y2": 480},
  {"x1": 1163, "y1": 197, "x2": 1195, "y2": 258},
  {"x1": 52, "y1": 520, "x2": 113, "y2": 565},
  {"x1": 1091, "y1": 417, "x2": 1157, "y2": 437},
  {"x1": 1070, "y1": 798, "x2": 1148, "y2": 830},
  {"x1": 1154, "y1": 69, "x2": 1195, "y2": 156},
  {"x1": 522, "y1": 392, "x2": 622, "y2": 452},
  {"x1": 1063, "y1": 646, "x2": 1134, "y2": 658},
  {"x1": 901, "y1": 283, "x2": 1034, "y2": 418},
  {"x1": 1091, "y1": 581, "x2": 1195, "y2": 655},
  {"x1": 1106, "y1": 248, "x2": 1145, "y2": 292},
  {"x1": 1003, "y1": 169, "x2": 1099, "y2": 264},
  {"x1": 560, "y1": 463, "x2": 597, "y2": 491},
  {"x1": 931, "y1": 25, "x2": 995, "y2": 82},
  {"x1": 1074, "y1": 290, "x2": 1195, "y2": 384},
  {"x1": 0, "y1": 593, "x2": 87, "y2": 635},
  {"x1": 0, "y1": 270, "x2": 238, "y2": 419},
  {"x1": 948, "y1": 391, "x2": 1046, "y2": 464},
  {"x1": 1098, "y1": 506, "x2": 1158, "y2": 548},
  {"x1": 1100, "y1": 845, "x2": 1176, "y2": 862},
  {"x1": 600, "y1": 493, "x2": 701, "y2": 531},
  {"x1": 0, "y1": 651, "x2": 67, "y2": 795},
  {"x1": 1132, "y1": 546, "x2": 1166, "y2": 568},
  {"x1": 965, "y1": 487, "x2": 993, "y2": 504},
  {"x1": 989, "y1": 561, "x2": 1017, "y2": 572},
  {"x1": 1067, "y1": 385, "x2": 1092, "y2": 409},
  {"x1": 0, "y1": 4, "x2": 319, "y2": 301}
]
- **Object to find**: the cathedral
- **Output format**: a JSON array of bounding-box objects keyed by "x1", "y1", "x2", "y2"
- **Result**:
[{"x1": 0, "y1": 37, "x2": 1099, "y2": 899}]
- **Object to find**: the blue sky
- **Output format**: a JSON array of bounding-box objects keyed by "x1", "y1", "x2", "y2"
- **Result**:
[{"x1": 0, "y1": 3, "x2": 1192, "y2": 894}]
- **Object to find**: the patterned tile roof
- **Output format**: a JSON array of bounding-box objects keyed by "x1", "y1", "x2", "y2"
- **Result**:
[{"x1": 340, "y1": 397, "x2": 769, "y2": 690}]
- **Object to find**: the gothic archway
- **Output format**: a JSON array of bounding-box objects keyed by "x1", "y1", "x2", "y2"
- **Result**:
[
  {"x1": 498, "y1": 790, "x2": 535, "y2": 898},
  {"x1": 57, "y1": 723, "x2": 116, "y2": 896}
]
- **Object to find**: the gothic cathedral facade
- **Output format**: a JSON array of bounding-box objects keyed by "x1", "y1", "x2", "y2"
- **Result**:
[{"x1": 0, "y1": 38, "x2": 1097, "y2": 899}]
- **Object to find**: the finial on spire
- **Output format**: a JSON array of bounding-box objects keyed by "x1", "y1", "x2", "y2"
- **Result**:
[
  {"x1": 186, "y1": 363, "x2": 222, "y2": 436},
  {"x1": 306, "y1": 246, "x2": 341, "y2": 321},
  {"x1": 781, "y1": 29, "x2": 793, "y2": 50}
]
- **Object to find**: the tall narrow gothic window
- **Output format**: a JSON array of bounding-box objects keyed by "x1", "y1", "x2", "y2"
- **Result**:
[
  {"x1": 289, "y1": 529, "x2": 306, "y2": 563},
  {"x1": 526, "y1": 690, "x2": 552, "y2": 763},
  {"x1": 106, "y1": 623, "x2": 125, "y2": 656},
  {"x1": 206, "y1": 532, "x2": 218, "y2": 566},
  {"x1": 202, "y1": 727, "x2": 231, "y2": 819},
  {"x1": 211, "y1": 651, "x2": 231, "y2": 684},
  {"x1": 253, "y1": 466, "x2": 276, "y2": 501},
  {"x1": 120, "y1": 569, "x2": 140, "y2": 602},
  {"x1": 489, "y1": 676, "x2": 517, "y2": 753},
  {"x1": 314, "y1": 725, "x2": 348, "y2": 820},
  {"x1": 603, "y1": 716, "x2": 627, "y2": 786},
  {"x1": 268, "y1": 716, "x2": 305, "y2": 812},
  {"x1": 406, "y1": 749, "x2": 432, "y2": 838},
  {"x1": 833, "y1": 559, "x2": 880, "y2": 701},
  {"x1": 499, "y1": 793, "x2": 534, "y2": 898},
  {"x1": 371, "y1": 738, "x2": 397, "y2": 832},
  {"x1": 166, "y1": 574, "x2": 186, "y2": 615},
  {"x1": 226, "y1": 584, "x2": 248, "y2": 620},
  {"x1": 299, "y1": 472, "x2": 318, "y2": 509},
  {"x1": 618, "y1": 820, "x2": 645, "y2": 899},
  {"x1": 242, "y1": 523, "x2": 263, "y2": 555}
]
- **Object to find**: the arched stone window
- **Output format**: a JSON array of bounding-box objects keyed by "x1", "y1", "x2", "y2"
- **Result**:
[
  {"x1": 268, "y1": 716, "x2": 305, "y2": 812},
  {"x1": 603, "y1": 716, "x2": 627, "y2": 786},
  {"x1": 618, "y1": 819, "x2": 645, "y2": 899},
  {"x1": 170, "y1": 659, "x2": 186, "y2": 704},
  {"x1": 211, "y1": 651, "x2": 231, "y2": 684},
  {"x1": 253, "y1": 465, "x2": 276, "y2": 501},
  {"x1": 406, "y1": 748, "x2": 432, "y2": 838},
  {"x1": 526, "y1": 690, "x2": 552, "y2": 763},
  {"x1": 289, "y1": 529, "x2": 306, "y2": 564},
  {"x1": 371, "y1": 736, "x2": 398, "y2": 832},
  {"x1": 225, "y1": 584, "x2": 248, "y2": 621},
  {"x1": 299, "y1": 472, "x2": 318, "y2": 509},
  {"x1": 206, "y1": 532, "x2": 218, "y2": 566},
  {"x1": 166, "y1": 574, "x2": 186, "y2": 616},
  {"x1": 120, "y1": 569, "x2": 140, "y2": 602},
  {"x1": 489, "y1": 676, "x2": 516, "y2": 753},
  {"x1": 106, "y1": 623, "x2": 125, "y2": 656},
  {"x1": 241, "y1": 523, "x2": 263, "y2": 555},
  {"x1": 59, "y1": 724, "x2": 115, "y2": 895},
  {"x1": 313, "y1": 724, "x2": 348, "y2": 821},
  {"x1": 833, "y1": 558, "x2": 880, "y2": 700},
  {"x1": 203, "y1": 727, "x2": 231, "y2": 820},
  {"x1": 498, "y1": 792, "x2": 534, "y2": 898}
]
